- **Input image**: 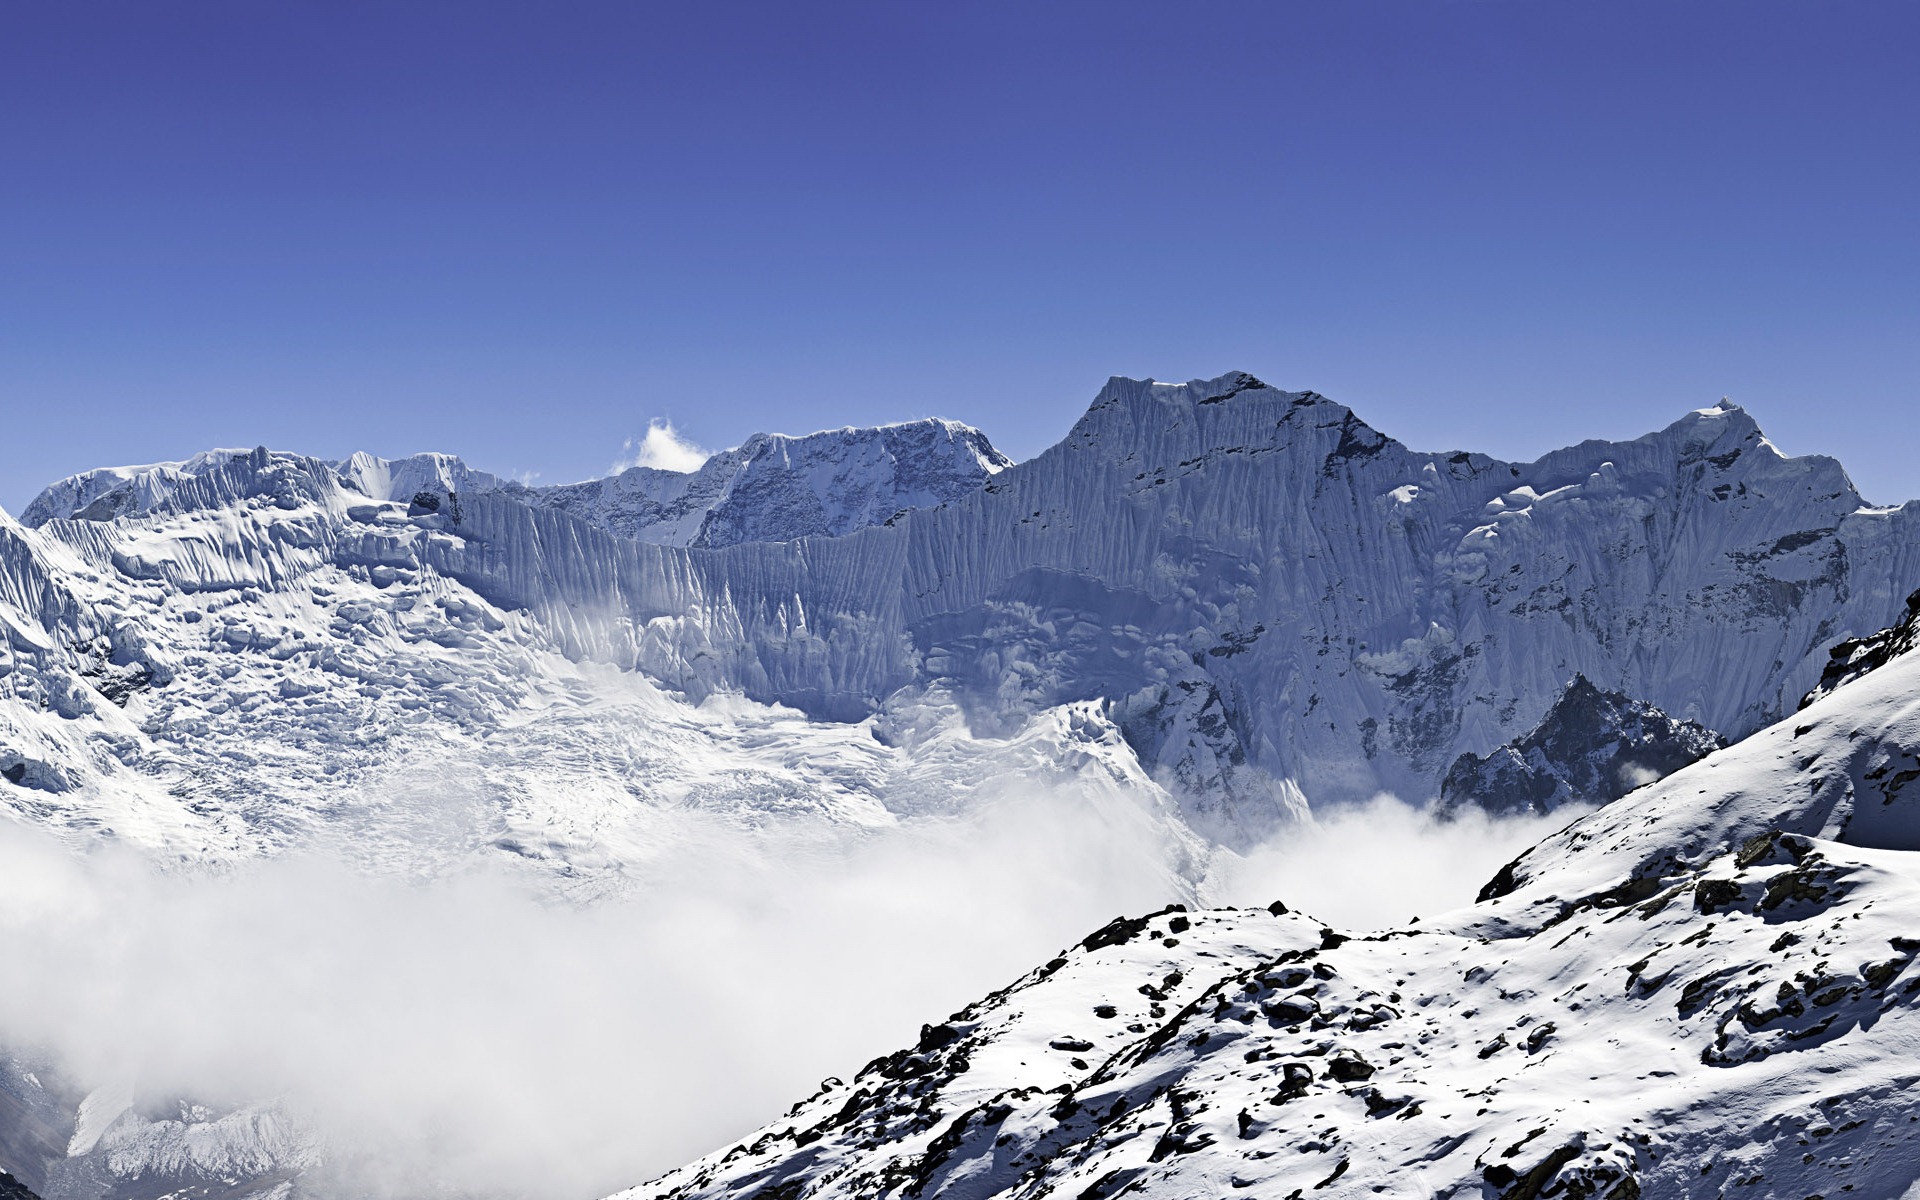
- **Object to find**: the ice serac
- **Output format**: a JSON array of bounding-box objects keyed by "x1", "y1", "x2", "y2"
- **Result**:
[
  {"x1": 616, "y1": 600, "x2": 1920, "y2": 1200},
  {"x1": 1437, "y1": 675, "x2": 1725, "y2": 815},
  {"x1": 11, "y1": 373, "x2": 1920, "y2": 849},
  {"x1": 431, "y1": 374, "x2": 1920, "y2": 819},
  {"x1": 499, "y1": 418, "x2": 1013, "y2": 548}
]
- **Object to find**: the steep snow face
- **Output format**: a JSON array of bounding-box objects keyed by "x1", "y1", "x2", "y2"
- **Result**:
[
  {"x1": 0, "y1": 446, "x2": 1187, "y2": 879},
  {"x1": 8, "y1": 374, "x2": 1920, "y2": 847},
  {"x1": 617, "y1": 609, "x2": 1920, "y2": 1200},
  {"x1": 422, "y1": 373, "x2": 1920, "y2": 816},
  {"x1": 1437, "y1": 676, "x2": 1725, "y2": 816},
  {"x1": 505, "y1": 419, "x2": 1013, "y2": 548}
]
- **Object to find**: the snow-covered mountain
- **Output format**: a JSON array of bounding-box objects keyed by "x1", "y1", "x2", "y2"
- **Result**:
[
  {"x1": 1438, "y1": 676, "x2": 1725, "y2": 816},
  {"x1": 15, "y1": 372, "x2": 1920, "y2": 852},
  {"x1": 0, "y1": 449, "x2": 1173, "y2": 881},
  {"x1": 499, "y1": 420, "x2": 1012, "y2": 548},
  {"x1": 22, "y1": 420, "x2": 1011, "y2": 552},
  {"x1": 6, "y1": 373, "x2": 1920, "y2": 1198},
  {"x1": 6, "y1": 373, "x2": 1920, "y2": 863},
  {"x1": 617, "y1": 593, "x2": 1920, "y2": 1200}
]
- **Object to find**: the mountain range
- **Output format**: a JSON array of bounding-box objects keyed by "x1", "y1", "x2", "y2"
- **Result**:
[{"x1": 5, "y1": 372, "x2": 1920, "y2": 1198}]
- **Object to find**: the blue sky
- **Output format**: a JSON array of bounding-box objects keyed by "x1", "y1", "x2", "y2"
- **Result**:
[{"x1": 3, "y1": 1, "x2": 1916, "y2": 510}]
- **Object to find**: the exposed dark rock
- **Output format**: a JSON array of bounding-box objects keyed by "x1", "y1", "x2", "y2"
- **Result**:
[
  {"x1": 1440, "y1": 676, "x2": 1725, "y2": 816},
  {"x1": 1803, "y1": 588, "x2": 1920, "y2": 707}
]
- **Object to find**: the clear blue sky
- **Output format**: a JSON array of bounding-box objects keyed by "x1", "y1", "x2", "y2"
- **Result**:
[{"x1": 3, "y1": 1, "x2": 1916, "y2": 511}]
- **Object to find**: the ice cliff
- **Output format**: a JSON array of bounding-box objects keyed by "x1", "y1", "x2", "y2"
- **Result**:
[{"x1": 8, "y1": 373, "x2": 1920, "y2": 853}]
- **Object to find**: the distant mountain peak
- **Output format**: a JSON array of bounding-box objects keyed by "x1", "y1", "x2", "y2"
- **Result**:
[{"x1": 1440, "y1": 676, "x2": 1726, "y2": 816}]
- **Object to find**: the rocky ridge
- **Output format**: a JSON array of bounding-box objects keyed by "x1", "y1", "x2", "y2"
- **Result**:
[{"x1": 1438, "y1": 676, "x2": 1726, "y2": 816}]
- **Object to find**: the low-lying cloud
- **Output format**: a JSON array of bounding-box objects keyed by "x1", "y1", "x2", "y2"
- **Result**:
[
  {"x1": 0, "y1": 785, "x2": 1585, "y2": 1198},
  {"x1": 0, "y1": 793, "x2": 1182, "y2": 1199},
  {"x1": 1213, "y1": 794, "x2": 1587, "y2": 932}
]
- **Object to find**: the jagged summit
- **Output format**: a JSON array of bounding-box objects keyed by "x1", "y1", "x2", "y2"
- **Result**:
[
  {"x1": 1439, "y1": 675, "x2": 1726, "y2": 816},
  {"x1": 21, "y1": 417, "x2": 1013, "y2": 550}
]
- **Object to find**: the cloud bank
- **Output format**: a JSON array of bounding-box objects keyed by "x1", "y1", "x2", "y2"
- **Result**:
[
  {"x1": 0, "y1": 794, "x2": 1182, "y2": 1199},
  {"x1": 0, "y1": 785, "x2": 1583, "y2": 1198}
]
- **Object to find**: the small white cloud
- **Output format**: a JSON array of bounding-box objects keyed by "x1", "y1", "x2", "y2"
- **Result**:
[
  {"x1": 1617, "y1": 761, "x2": 1663, "y2": 792},
  {"x1": 613, "y1": 419, "x2": 708, "y2": 475},
  {"x1": 1212, "y1": 793, "x2": 1591, "y2": 932}
]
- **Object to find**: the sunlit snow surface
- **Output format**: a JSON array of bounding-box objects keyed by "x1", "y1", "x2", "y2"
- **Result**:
[
  {"x1": 0, "y1": 445, "x2": 1169, "y2": 880},
  {"x1": 7, "y1": 375, "x2": 1920, "y2": 1196},
  {"x1": 620, "y1": 633, "x2": 1920, "y2": 1200}
]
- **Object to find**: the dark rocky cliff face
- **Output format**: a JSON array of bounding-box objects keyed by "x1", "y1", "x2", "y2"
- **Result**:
[
  {"x1": 1803, "y1": 589, "x2": 1920, "y2": 709},
  {"x1": 1440, "y1": 676, "x2": 1725, "y2": 815}
]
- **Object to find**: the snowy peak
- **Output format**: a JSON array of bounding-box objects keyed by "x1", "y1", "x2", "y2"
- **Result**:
[
  {"x1": 1061, "y1": 371, "x2": 1388, "y2": 465},
  {"x1": 504, "y1": 416, "x2": 1010, "y2": 547},
  {"x1": 691, "y1": 418, "x2": 1011, "y2": 548},
  {"x1": 21, "y1": 448, "x2": 259, "y2": 526},
  {"x1": 334, "y1": 451, "x2": 508, "y2": 508},
  {"x1": 9, "y1": 372, "x2": 1920, "y2": 826}
]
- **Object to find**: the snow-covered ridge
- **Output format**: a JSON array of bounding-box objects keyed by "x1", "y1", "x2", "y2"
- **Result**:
[
  {"x1": 21, "y1": 418, "x2": 1012, "y2": 551},
  {"x1": 499, "y1": 417, "x2": 1012, "y2": 548},
  {"x1": 8, "y1": 372, "x2": 1920, "y2": 849},
  {"x1": 616, "y1": 596, "x2": 1920, "y2": 1200},
  {"x1": 1802, "y1": 587, "x2": 1920, "y2": 708}
]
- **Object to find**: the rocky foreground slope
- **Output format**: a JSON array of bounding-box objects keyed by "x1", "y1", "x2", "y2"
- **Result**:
[{"x1": 618, "y1": 595, "x2": 1920, "y2": 1200}]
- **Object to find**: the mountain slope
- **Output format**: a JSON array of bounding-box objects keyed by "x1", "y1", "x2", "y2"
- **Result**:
[{"x1": 618, "y1": 600, "x2": 1920, "y2": 1200}]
